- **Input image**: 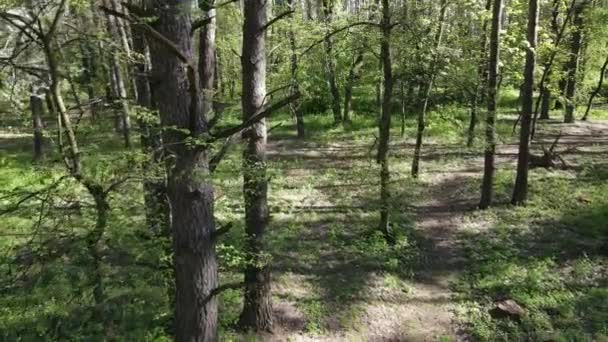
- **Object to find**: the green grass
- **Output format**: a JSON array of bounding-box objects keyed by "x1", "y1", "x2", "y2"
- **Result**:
[
  {"x1": 455, "y1": 166, "x2": 608, "y2": 341},
  {"x1": 1, "y1": 91, "x2": 606, "y2": 340}
]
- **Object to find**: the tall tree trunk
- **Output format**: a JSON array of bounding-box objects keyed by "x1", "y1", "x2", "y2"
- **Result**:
[
  {"x1": 343, "y1": 50, "x2": 364, "y2": 123},
  {"x1": 288, "y1": 0, "x2": 305, "y2": 138},
  {"x1": 103, "y1": 1, "x2": 131, "y2": 148},
  {"x1": 322, "y1": 0, "x2": 341, "y2": 124},
  {"x1": 31, "y1": 87, "x2": 45, "y2": 161},
  {"x1": 239, "y1": 0, "x2": 273, "y2": 332},
  {"x1": 564, "y1": 1, "x2": 588, "y2": 123},
  {"x1": 377, "y1": 0, "x2": 394, "y2": 245},
  {"x1": 148, "y1": 1, "x2": 218, "y2": 340},
  {"x1": 512, "y1": 0, "x2": 539, "y2": 206},
  {"x1": 539, "y1": 0, "x2": 561, "y2": 121},
  {"x1": 200, "y1": 0, "x2": 216, "y2": 121},
  {"x1": 468, "y1": 0, "x2": 493, "y2": 148},
  {"x1": 411, "y1": 0, "x2": 448, "y2": 178},
  {"x1": 479, "y1": 0, "x2": 503, "y2": 209}
]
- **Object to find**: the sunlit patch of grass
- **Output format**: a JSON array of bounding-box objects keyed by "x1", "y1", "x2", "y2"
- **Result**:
[{"x1": 456, "y1": 167, "x2": 608, "y2": 341}]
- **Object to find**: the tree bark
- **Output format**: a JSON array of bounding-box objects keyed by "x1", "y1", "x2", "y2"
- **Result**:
[
  {"x1": 512, "y1": 0, "x2": 539, "y2": 206},
  {"x1": 564, "y1": 1, "x2": 588, "y2": 123},
  {"x1": 287, "y1": 0, "x2": 305, "y2": 138},
  {"x1": 148, "y1": 1, "x2": 218, "y2": 340},
  {"x1": 539, "y1": 0, "x2": 561, "y2": 121},
  {"x1": 103, "y1": 0, "x2": 132, "y2": 147},
  {"x1": 377, "y1": 0, "x2": 394, "y2": 245},
  {"x1": 479, "y1": 0, "x2": 503, "y2": 209},
  {"x1": 411, "y1": 0, "x2": 448, "y2": 178},
  {"x1": 30, "y1": 87, "x2": 45, "y2": 161},
  {"x1": 239, "y1": 0, "x2": 273, "y2": 332},
  {"x1": 199, "y1": 0, "x2": 216, "y2": 122}
]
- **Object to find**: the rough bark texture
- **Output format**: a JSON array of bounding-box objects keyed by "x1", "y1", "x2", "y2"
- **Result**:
[
  {"x1": 411, "y1": 0, "x2": 447, "y2": 178},
  {"x1": 564, "y1": 1, "x2": 588, "y2": 123},
  {"x1": 377, "y1": 0, "x2": 394, "y2": 245},
  {"x1": 239, "y1": 0, "x2": 273, "y2": 332},
  {"x1": 479, "y1": 0, "x2": 503, "y2": 209},
  {"x1": 148, "y1": 1, "x2": 218, "y2": 340},
  {"x1": 512, "y1": 0, "x2": 539, "y2": 206}
]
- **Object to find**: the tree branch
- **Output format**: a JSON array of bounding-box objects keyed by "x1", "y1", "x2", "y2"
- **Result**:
[
  {"x1": 210, "y1": 92, "x2": 300, "y2": 140},
  {"x1": 260, "y1": 10, "x2": 295, "y2": 32}
]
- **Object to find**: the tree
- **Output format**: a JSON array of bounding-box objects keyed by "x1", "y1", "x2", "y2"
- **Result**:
[
  {"x1": 411, "y1": 0, "x2": 448, "y2": 178},
  {"x1": 512, "y1": 0, "x2": 540, "y2": 206},
  {"x1": 322, "y1": 0, "x2": 342, "y2": 125},
  {"x1": 239, "y1": 0, "x2": 273, "y2": 331},
  {"x1": 147, "y1": 1, "x2": 218, "y2": 339},
  {"x1": 479, "y1": 0, "x2": 503, "y2": 210},
  {"x1": 377, "y1": 0, "x2": 394, "y2": 244},
  {"x1": 564, "y1": 0, "x2": 590, "y2": 123}
]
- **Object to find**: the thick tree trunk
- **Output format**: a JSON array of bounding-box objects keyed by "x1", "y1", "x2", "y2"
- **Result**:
[
  {"x1": 343, "y1": 50, "x2": 364, "y2": 123},
  {"x1": 377, "y1": 0, "x2": 394, "y2": 245},
  {"x1": 512, "y1": 0, "x2": 539, "y2": 206},
  {"x1": 479, "y1": 0, "x2": 503, "y2": 209},
  {"x1": 148, "y1": 2, "x2": 218, "y2": 340},
  {"x1": 239, "y1": 0, "x2": 273, "y2": 332},
  {"x1": 411, "y1": 0, "x2": 448, "y2": 178},
  {"x1": 564, "y1": 1, "x2": 588, "y2": 123},
  {"x1": 30, "y1": 88, "x2": 45, "y2": 161}
]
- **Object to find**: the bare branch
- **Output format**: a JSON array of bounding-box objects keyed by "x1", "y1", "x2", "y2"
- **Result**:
[
  {"x1": 261, "y1": 10, "x2": 295, "y2": 32},
  {"x1": 211, "y1": 92, "x2": 300, "y2": 140}
]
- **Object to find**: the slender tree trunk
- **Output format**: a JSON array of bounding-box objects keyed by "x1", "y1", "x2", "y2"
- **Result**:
[
  {"x1": 468, "y1": 0, "x2": 493, "y2": 148},
  {"x1": 582, "y1": 54, "x2": 608, "y2": 121},
  {"x1": 31, "y1": 87, "x2": 45, "y2": 161},
  {"x1": 148, "y1": 1, "x2": 218, "y2": 340},
  {"x1": 239, "y1": 0, "x2": 273, "y2": 332},
  {"x1": 479, "y1": 0, "x2": 503, "y2": 209},
  {"x1": 286, "y1": 0, "x2": 304, "y2": 138},
  {"x1": 78, "y1": 13, "x2": 98, "y2": 120},
  {"x1": 564, "y1": 1, "x2": 588, "y2": 123},
  {"x1": 411, "y1": 0, "x2": 448, "y2": 178},
  {"x1": 343, "y1": 50, "x2": 364, "y2": 123},
  {"x1": 400, "y1": 82, "x2": 407, "y2": 137},
  {"x1": 322, "y1": 0, "x2": 341, "y2": 124},
  {"x1": 377, "y1": 0, "x2": 394, "y2": 245},
  {"x1": 512, "y1": 0, "x2": 539, "y2": 206},
  {"x1": 103, "y1": 2, "x2": 131, "y2": 147},
  {"x1": 200, "y1": 0, "x2": 216, "y2": 121},
  {"x1": 539, "y1": 0, "x2": 561, "y2": 121}
]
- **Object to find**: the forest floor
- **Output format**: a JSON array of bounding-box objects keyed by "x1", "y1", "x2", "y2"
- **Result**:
[
  {"x1": 216, "y1": 114, "x2": 608, "y2": 341},
  {"x1": 1, "y1": 103, "x2": 607, "y2": 341}
]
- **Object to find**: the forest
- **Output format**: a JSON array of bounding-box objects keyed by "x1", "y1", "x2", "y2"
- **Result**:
[{"x1": 0, "y1": 0, "x2": 607, "y2": 340}]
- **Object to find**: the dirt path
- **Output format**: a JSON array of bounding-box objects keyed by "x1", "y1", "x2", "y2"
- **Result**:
[{"x1": 262, "y1": 119, "x2": 608, "y2": 341}]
